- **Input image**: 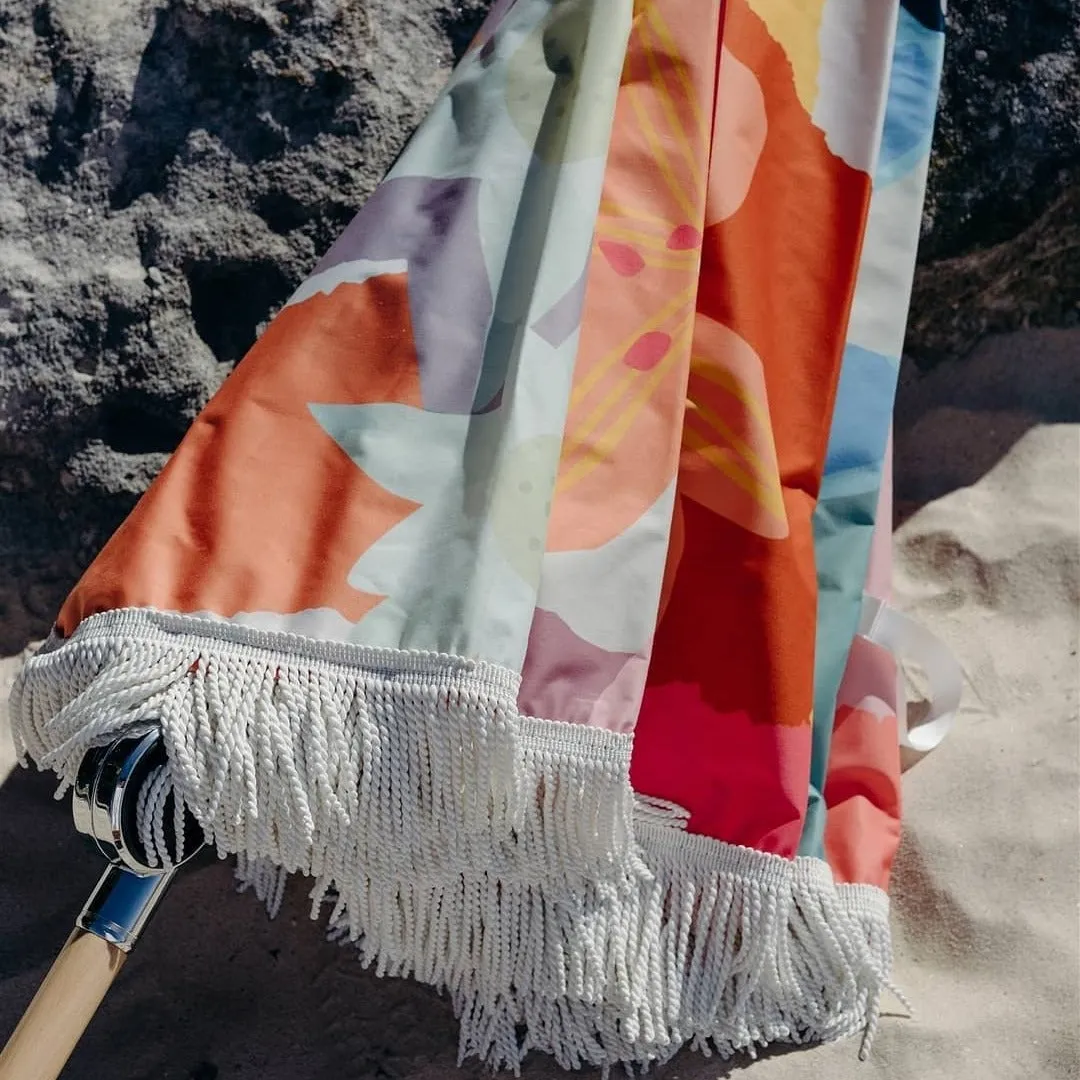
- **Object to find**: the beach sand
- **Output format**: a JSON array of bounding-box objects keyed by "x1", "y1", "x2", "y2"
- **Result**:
[{"x1": 1, "y1": 328, "x2": 1077, "y2": 1080}]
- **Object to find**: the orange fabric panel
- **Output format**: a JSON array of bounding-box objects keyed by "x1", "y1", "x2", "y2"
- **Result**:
[
  {"x1": 58, "y1": 275, "x2": 422, "y2": 634},
  {"x1": 631, "y1": 0, "x2": 872, "y2": 855}
]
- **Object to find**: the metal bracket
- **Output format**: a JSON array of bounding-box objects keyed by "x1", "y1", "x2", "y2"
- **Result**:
[{"x1": 70, "y1": 731, "x2": 205, "y2": 951}]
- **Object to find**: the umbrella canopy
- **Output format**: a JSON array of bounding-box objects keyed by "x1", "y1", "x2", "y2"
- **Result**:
[{"x1": 13, "y1": 0, "x2": 951, "y2": 1069}]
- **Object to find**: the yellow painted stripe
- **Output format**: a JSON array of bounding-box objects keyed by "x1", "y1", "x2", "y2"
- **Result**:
[
  {"x1": 640, "y1": 30, "x2": 704, "y2": 190},
  {"x1": 644, "y1": 3, "x2": 710, "y2": 144},
  {"x1": 641, "y1": 252, "x2": 702, "y2": 271},
  {"x1": 684, "y1": 405, "x2": 787, "y2": 520},
  {"x1": 564, "y1": 309, "x2": 692, "y2": 470},
  {"x1": 566, "y1": 359, "x2": 646, "y2": 462},
  {"x1": 690, "y1": 362, "x2": 773, "y2": 432},
  {"x1": 682, "y1": 426, "x2": 786, "y2": 519},
  {"x1": 600, "y1": 199, "x2": 673, "y2": 230},
  {"x1": 627, "y1": 85, "x2": 699, "y2": 223},
  {"x1": 558, "y1": 318, "x2": 694, "y2": 493},
  {"x1": 688, "y1": 400, "x2": 775, "y2": 485},
  {"x1": 569, "y1": 283, "x2": 695, "y2": 407}
]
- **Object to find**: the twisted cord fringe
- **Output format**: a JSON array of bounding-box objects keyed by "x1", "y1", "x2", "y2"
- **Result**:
[{"x1": 12, "y1": 609, "x2": 897, "y2": 1072}]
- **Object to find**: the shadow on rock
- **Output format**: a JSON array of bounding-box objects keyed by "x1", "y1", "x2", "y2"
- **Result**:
[{"x1": 110, "y1": 1, "x2": 355, "y2": 210}]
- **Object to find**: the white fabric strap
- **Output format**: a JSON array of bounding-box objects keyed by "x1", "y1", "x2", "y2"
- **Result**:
[{"x1": 858, "y1": 596, "x2": 962, "y2": 753}]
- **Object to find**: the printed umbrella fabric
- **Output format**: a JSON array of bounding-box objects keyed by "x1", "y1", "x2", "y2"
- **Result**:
[
  {"x1": 12, "y1": 0, "x2": 945, "y2": 1070},
  {"x1": 804, "y1": 0, "x2": 946, "y2": 868}
]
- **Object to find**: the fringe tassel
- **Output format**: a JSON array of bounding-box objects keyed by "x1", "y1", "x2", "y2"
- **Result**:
[
  {"x1": 12, "y1": 609, "x2": 896, "y2": 1073},
  {"x1": 440, "y1": 835, "x2": 894, "y2": 1071}
]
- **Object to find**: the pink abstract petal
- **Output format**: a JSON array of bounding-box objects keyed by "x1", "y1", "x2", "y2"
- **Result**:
[
  {"x1": 667, "y1": 224, "x2": 702, "y2": 250},
  {"x1": 599, "y1": 239, "x2": 645, "y2": 277},
  {"x1": 623, "y1": 331, "x2": 672, "y2": 371}
]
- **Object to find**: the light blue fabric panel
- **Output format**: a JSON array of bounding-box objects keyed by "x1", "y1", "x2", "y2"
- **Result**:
[{"x1": 801, "y1": 5, "x2": 945, "y2": 858}]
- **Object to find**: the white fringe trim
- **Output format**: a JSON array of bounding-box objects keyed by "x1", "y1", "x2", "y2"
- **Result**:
[{"x1": 12, "y1": 608, "x2": 898, "y2": 1072}]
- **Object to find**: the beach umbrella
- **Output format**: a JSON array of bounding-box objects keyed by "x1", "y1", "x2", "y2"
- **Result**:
[{"x1": 1, "y1": 0, "x2": 959, "y2": 1075}]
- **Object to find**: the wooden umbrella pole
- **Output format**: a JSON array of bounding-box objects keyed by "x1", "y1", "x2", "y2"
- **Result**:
[
  {"x1": 0, "y1": 929, "x2": 127, "y2": 1080},
  {"x1": 0, "y1": 862, "x2": 176, "y2": 1080},
  {"x1": 0, "y1": 732, "x2": 203, "y2": 1080}
]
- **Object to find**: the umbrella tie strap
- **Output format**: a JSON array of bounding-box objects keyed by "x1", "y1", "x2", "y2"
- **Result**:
[{"x1": 858, "y1": 596, "x2": 963, "y2": 753}]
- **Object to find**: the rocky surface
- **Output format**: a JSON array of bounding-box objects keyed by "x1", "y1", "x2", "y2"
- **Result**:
[
  {"x1": 0, "y1": 0, "x2": 490, "y2": 651},
  {"x1": 909, "y1": 0, "x2": 1080, "y2": 365},
  {"x1": 0, "y1": 0, "x2": 1077, "y2": 649},
  {"x1": 920, "y1": 0, "x2": 1079, "y2": 261},
  {"x1": 907, "y1": 176, "x2": 1080, "y2": 367}
]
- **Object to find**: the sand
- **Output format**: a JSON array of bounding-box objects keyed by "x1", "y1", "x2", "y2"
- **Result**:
[{"x1": 1, "y1": 328, "x2": 1077, "y2": 1080}]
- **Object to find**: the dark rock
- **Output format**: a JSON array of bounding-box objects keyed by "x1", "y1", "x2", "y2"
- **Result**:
[
  {"x1": 0, "y1": 0, "x2": 490, "y2": 644},
  {"x1": 922, "y1": 0, "x2": 1080, "y2": 261},
  {"x1": 908, "y1": 1, "x2": 1080, "y2": 364},
  {"x1": 908, "y1": 177, "x2": 1080, "y2": 367}
]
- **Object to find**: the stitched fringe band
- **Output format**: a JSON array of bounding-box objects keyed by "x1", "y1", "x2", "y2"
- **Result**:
[{"x1": 12, "y1": 609, "x2": 894, "y2": 1072}]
